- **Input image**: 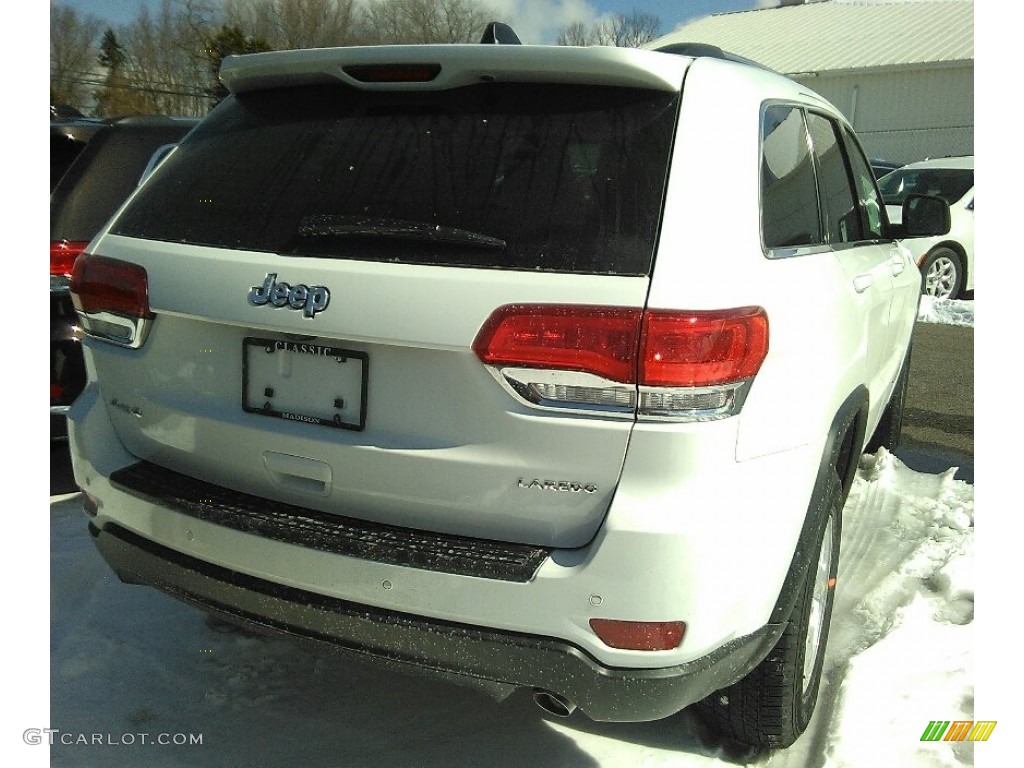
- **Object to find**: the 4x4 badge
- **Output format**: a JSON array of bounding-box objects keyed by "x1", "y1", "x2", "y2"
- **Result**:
[{"x1": 248, "y1": 273, "x2": 330, "y2": 318}]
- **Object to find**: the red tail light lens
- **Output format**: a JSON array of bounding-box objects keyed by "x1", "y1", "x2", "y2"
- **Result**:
[
  {"x1": 50, "y1": 383, "x2": 64, "y2": 403},
  {"x1": 472, "y1": 304, "x2": 768, "y2": 387},
  {"x1": 50, "y1": 240, "x2": 89, "y2": 277},
  {"x1": 70, "y1": 254, "x2": 152, "y2": 319},
  {"x1": 589, "y1": 619, "x2": 685, "y2": 651},
  {"x1": 640, "y1": 307, "x2": 769, "y2": 387},
  {"x1": 472, "y1": 305, "x2": 642, "y2": 383}
]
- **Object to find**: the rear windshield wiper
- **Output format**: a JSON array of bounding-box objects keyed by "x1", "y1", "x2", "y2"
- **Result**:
[{"x1": 297, "y1": 215, "x2": 506, "y2": 250}]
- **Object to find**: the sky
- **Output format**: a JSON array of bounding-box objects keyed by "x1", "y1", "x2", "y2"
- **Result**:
[{"x1": 59, "y1": 0, "x2": 766, "y2": 43}]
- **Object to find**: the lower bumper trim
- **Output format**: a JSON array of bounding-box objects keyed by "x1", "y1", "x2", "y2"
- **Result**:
[{"x1": 91, "y1": 521, "x2": 782, "y2": 722}]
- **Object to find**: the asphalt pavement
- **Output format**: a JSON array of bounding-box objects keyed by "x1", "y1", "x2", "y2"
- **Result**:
[{"x1": 896, "y1": 321, "x2": 973, "y2": 483}]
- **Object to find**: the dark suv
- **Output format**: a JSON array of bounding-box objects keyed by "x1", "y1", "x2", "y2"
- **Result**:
[
  {"x1": 50, "y1": 116, "x2": 109, "y2": 191},
  {"x1": 51, "y1": 115, "x2": 199, "y2": 439}
]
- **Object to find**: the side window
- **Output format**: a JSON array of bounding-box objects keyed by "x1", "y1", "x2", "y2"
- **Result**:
[
  {"x1": 806, "y1": 113, "x2": 863, "y2": 244},
  {"x1": 840, "y1": 127, "x2": 885, "y2": 239},
  {"x1": 761, "y1": 105, "x2": 821, "y2": 250}
]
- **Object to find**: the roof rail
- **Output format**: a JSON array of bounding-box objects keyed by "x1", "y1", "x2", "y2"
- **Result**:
[
  {"x1": 652, "y1": 42, "x2": 776, "y2": 74},
  {"x1": 480, "y1": 22, "x2": 522, "y2": 45}
]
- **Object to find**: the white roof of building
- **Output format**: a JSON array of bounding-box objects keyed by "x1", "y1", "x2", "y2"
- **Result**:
[{"x1": 650, "y1": 1, "x2": 973, "y2": 75}]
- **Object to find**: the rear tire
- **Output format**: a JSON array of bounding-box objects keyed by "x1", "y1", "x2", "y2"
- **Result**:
[{"x1": 697, "y1": 472, "x2": 841, "y2": 749}]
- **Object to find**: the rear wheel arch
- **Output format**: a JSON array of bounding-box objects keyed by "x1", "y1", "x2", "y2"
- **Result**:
[
  {"x1": 771, "y1": 386, "x2": 865, "y2": 624},
  {"x1": 695, "y1": 389, "x2": 866, "y2": 747}
]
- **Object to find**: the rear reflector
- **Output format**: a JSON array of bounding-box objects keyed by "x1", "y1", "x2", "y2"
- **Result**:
[
  {"x1": 589, "y1": 619, "x2": 685, "y2": 651},
  {"x1": 50, "y1": 240, "x2": 89, "y2": 277}
]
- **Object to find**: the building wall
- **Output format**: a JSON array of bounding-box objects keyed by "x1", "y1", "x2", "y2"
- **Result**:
[{"x1": 792, "y1": 63, "x2": 974, "y2": 164}]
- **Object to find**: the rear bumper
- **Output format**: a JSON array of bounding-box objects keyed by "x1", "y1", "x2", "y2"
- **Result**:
[{"x1": 91, "y1": 519, "x2": 781, "y2": 722}]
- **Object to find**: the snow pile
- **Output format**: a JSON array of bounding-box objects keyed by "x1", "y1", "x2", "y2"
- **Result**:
[
  {"x1": 46, "y1": 450, "x2": 978, "y2": 767},
  {"x1": 821, "y1": 451, "x2": 974, "y2": 768},
  {"x1": 917, "y1": 295, "x2": 974, "y2": 327}
]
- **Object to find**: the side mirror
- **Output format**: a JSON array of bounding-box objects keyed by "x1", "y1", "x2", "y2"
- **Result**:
[{"x1": 902, "y1": 193, "x2": 951, "y2": 237}]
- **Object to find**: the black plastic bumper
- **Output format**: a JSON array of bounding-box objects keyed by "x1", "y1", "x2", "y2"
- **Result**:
[{"x1": 90, "y1": 521, "x2": 783, "y2": 722}]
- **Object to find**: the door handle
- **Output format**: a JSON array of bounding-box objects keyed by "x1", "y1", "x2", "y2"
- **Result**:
[
  {"x1": 853, "y1": 274, "x2": 874, "y2": 293},
  {"x1": 889, "y1": 254, "x2": 906, "y2": 276}
]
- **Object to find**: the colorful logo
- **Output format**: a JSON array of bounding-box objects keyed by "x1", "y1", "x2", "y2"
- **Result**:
[{"x1": 921, "y1": 721, "x2": 997, "y2": 742}]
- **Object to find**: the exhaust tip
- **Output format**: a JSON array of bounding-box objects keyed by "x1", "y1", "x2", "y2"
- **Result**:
[{"x1": 532, "y1": 688, "x2": 576, "y2": 718}]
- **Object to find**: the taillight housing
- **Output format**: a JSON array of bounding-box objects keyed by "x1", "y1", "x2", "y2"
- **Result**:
[
  {"x1": 70, "y1": 254, "x2": 154, "y2": 348},
  {"x1": 50, "y1": 240, "x2": 89, "y2": 290},
  {"x1": 473, "y1": 304, "x2": 768, "y2": 421}
]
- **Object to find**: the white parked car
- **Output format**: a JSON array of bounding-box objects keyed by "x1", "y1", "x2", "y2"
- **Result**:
[
  {"x1": 879, "y1": 155, "x2": 974, "y2": 299},
  {"x1": 67, "y1": 29, "x2": 946, "y2": 750}
]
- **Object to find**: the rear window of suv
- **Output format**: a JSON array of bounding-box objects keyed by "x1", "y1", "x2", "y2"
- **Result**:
[{"x1": 112, "y1": 82, "x2": 679, "y2": 276}]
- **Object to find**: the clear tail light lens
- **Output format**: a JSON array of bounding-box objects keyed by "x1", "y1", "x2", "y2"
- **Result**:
[{"x1": 70, "y1": 254, "x2": 154, "y2": 348}]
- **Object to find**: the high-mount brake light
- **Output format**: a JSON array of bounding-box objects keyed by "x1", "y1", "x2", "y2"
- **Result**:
[
  {"x1": 343, "y1": 63, "x2": 442, "y2": 83},
  {"x1": 473, "y1": 304, "x2": 768, "y2": 420},
  {"x1": 70, "y1": 254, "x2": 154, "y2": 349},
  {"x1": 50, "y1": 240, "x2": 89, "y2": 278}
]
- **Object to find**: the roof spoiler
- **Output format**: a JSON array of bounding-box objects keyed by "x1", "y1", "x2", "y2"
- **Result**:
[{"x1": 479, "y1": 22, "x2": 522, "y2": 45}]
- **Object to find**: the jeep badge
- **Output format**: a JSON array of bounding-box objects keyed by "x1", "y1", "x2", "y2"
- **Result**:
[{"x1": 248, "y1": 273, "x2": 330, "y2": 318}]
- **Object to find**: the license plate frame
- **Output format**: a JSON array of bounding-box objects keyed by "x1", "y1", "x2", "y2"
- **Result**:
[{"x1": 242, "y1": 337, "x2": 368, "y2": 431}]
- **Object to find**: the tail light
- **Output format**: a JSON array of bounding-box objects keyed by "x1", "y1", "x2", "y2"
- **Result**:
[
  {"x1": 473, "y1": 304, "x2": 768, "y2": 421},
  {"x1": 51, "y1": 241, "x2": 90, "y2": 291},
  {"x1": 69, "y1": 254, "x2": 154, "y2": 348}
]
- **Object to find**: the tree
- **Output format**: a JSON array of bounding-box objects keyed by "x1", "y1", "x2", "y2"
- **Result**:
[
  {"x1": 223, "y1": 0, "x2": 359, "y2": 50},
  {"x1": 556, "y1": 20, "x2": 589, "y2": 47},
  {"x1": 50, "y1": 3, "x2": 102, "y2": 111},
  {"x1": 94, "y1": 29, "x2": 153, "y2": 117},
  {"x1": 556, "y1": 10, "x2": 661, "y2": 48},
  {"x1": 112, "y1": 0, "x2": 214, "y2": 116},
  {"x1": 359, "y1": 0, "x2": 495, "y2": 44},
  {"x1": 202, "y1": 25, "x2": 272, "y2": 104}
]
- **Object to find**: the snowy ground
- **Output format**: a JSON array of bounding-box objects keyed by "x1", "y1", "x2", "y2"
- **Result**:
[
  {"x1": 916, "y1": 296, "x2": 975, "y2": 327},
  {"x1": 32, "y1": 299, "x2": 998, "y2": 767}
]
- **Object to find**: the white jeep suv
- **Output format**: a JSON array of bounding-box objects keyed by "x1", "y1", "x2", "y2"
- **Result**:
[{"x1": 68, "y1": 32, "x2": 939, "y2": 749}]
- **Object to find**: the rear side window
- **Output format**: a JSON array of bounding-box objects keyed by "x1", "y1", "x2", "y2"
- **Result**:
[
  {"x1": 762, "y1": 104, "x2": 884, "y2": 252},
  {"x1": 760, "y1": 105, "x2": 820, "y2": 249},
  {"x1": 806, "y1": 112, "x2": 862, "y2": 244},
  {"x1": 113, "y1": 83, "x2": 680, "y2": 276}
]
